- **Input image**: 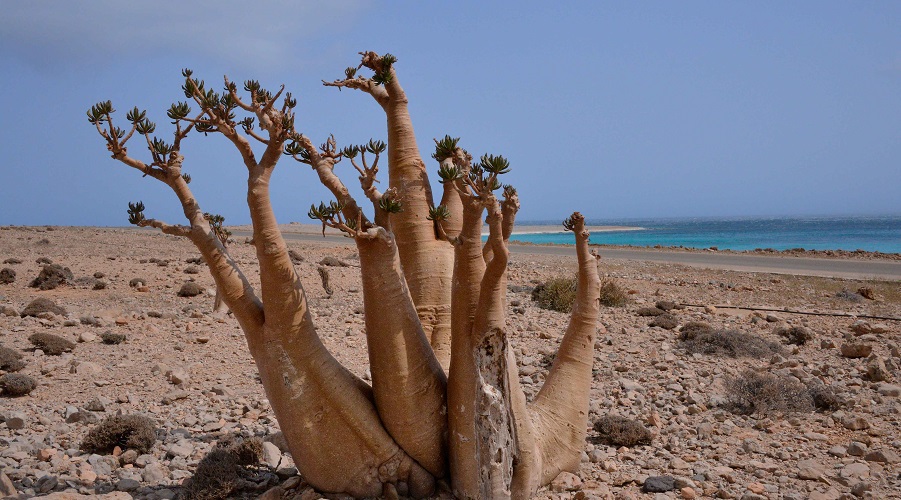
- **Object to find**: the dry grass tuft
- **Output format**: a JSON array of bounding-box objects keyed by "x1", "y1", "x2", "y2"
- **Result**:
[
  {"x1": 0, "y1": 345, "x2": 26, "y2": 372},
  {"x1": 28, "y1": 332, "x2": 75, "y2": 355},
  {"x1": 531, "y1": 276, "x2": 578, "y2": 313},
  {"x1": 724, "y1": 370, "x2": 813, "y2": 415},
  {"x1": 182, "y1": 437, "x2": 265, "y2": 500},
  {"x1": 593, "y1": 415, "x2": 653, "y2": 447},
  {"x1": 775, "y1": 326, "x2": 815, "y2": 345},
  {"x1": 81, "y1": 414, "x2": 157, "y2": 454},
  {"x1": 0, "y1": 373, "x2": 37, "y2": 397},
  {"x1": 679, "y1": 328, "x2": 783, "y2": 358},
  {"x1": 599, "y1": 278, "x2": 629, "y2": 307}
]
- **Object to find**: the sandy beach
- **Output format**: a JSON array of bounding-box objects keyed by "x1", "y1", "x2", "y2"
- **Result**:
[{"x1": 0, "y1": 225, "x2": 899, "y2": 499}]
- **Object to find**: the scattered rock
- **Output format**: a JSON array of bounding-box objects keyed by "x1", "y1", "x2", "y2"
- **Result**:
[
  {"x1": 551, "y1": 471, "x2": 583, "y2": 492},
  {"x1": 840, "y1": 343, "x2": 872, "y2": 358},
  {"x1": 643, "y1": 475, "x2": 676, "y2": 493}
]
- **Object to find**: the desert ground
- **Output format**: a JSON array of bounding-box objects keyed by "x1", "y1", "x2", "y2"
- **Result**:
[{"x1": 1, "y1": 225, "x2": 900, "y2": 499}]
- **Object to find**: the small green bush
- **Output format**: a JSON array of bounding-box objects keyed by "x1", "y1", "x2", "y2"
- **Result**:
[
  {"x1": 0, "y1": 373, "x2": 37, "y2": 397},
  {"x1": 28, "y1": 332, "x2": 75, "y2": 355},
  {"x1": 81, "y1": 414, "x2": 157, "y2": 454},
  {"x1": 531, "y1": 276, "x2": 578, "y2": 313},
  {"x1": 593, "y1": 415, "x2": 653, "y2": 447}
]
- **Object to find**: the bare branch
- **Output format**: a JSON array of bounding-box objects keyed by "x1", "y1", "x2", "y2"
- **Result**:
[{"x1": 137, "y1": 218, "x2": 191, "y2": 237}]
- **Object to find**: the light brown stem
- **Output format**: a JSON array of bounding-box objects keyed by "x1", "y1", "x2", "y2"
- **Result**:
[{"x1": 356, "y1": 228, "x2": 448, "y2": 477}]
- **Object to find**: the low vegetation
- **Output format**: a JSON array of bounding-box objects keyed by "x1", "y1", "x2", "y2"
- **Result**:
[
  {"x1": 724, "y1": 370, "x2": 813, "y2": 415},
  {"x1": 531, "y1": 276, "x2": 578, "y2": 312},
  {"x1": 593, "y1": 415, "x2": 654, "y2": 447},
  {"x1": 598, "y1": 277, "x2": 629, "y2": 307},
  {"x1": 679, "y1": 327, "x2": 783, "y2": 358},
  {"x1": 80, "y1": 414, "x2": 157, "y2": 454},
  {"x1": 0, "y1": 373, "x2": 37, "y2": 397},
  {"x1": 182, "y1": 437, "x2": 265, "y2": 500},
  {"x1": 28, "y1": 332, "x2": 75, "y2": 355}
]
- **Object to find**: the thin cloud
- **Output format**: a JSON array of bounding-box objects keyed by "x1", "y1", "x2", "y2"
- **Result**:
[{"x1": 0, "y1": 1, "x2": 368, "y2": 71}]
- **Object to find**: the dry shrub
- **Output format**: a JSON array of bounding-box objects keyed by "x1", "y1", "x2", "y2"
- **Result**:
[
  {"x1": 0, "y1": 268, "x2": 15, "y2": 284},
  {"x1": 0, "y1": 345, "x2": 26, "y2": 372},
  {"x1": 531, "y1": 276, "x2": 578, "y2": 313},
  {"x1": 807, "y1": 383, "x2": 843, "y2": 412},
  {"x1": 100, "y1": 332, "x2": 126, "y2": 345},
  {"x1": 28, "y1": 332, "x2": 75, "y2": 355},
  {"x1": 0, "y1": 373, "x2": 37, "y2": 397},
  {"x1": 2, "y1": 258, "x2": 22, "y2": 264},
  {"x1": 636, "y1": 307, "x2": 665, "y2": 317},
  {"x1": 649, "y1": 313, "x2": 678, "y2": 330},
  {"x1": 129, "y1": 277, "x2": 147, "y2": 288},
  {"x1": 655, "y1": 300, "x2": 681, "y2": 311},
  {"x1": 835, "y1": 289, "x2": 863, "y2": 302},
  {"x1": 182, "y1": 437, "x2": 264, "y2": 500},
  {"x1": 177, "y1": 282, "x2": 204, "y2": 297},
  {"x1": 599, "y1": 278, "x2": 629, "y2": 307},
  {"x1": 679, "y1": 328, "x2": 783, "y2": 358},
  {"x1": 679, "y1": 322, "x2": 713, "y2": 339},
  {"x1": 21, "y1": 297, "x2": 67, "y2": 318},
  {"x1": 724, "y1": 370, "x2": 813, "y2": 415},
  {"x1": 775, "y1": 326, "x2": 814, "y2": 345},
  {"x1": 593, "y1": 415, "x2": 653, "y2": 447},
  {"x1": 30, "y1": 264, "x2": 74, "y2": 290},
  {"x1": 81, "y1": 414, "x2": 157, "y2": 454}
]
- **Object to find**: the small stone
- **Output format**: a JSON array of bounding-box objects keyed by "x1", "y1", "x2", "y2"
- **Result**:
[
  {"x1": 262, "y1": 441, "x2": 282, "y2": 468},
  {"x1": 876, "y1": 383, "x2": 901, "y2": 397},
  {"x1": 120, "y1": 449, "x2": 138, "y2": 464},
  {"x1": 842, "y1": 417, "x2": 870, "y2": 431},
  {"x1": 7, "y1": 415, "x2": 26, "y2": 430},
  {"x1": 850, "y1": 481, "x2": 872, "y2": 497},
  {"x1": 35, "y1": 474, "x2": 58, "y2": 493},
  {"x1": 680, "y1": 487, "x2": 697, "y2": 499},
  {"x1": 828, "y1": 445, "x2": 847, "y2": 457},
  {"x1": 643, "y1": 476, "x2": 676, "y2": 493},
  {"x1": 78, "y1": 331, "x2": 98, "y2": 343},
  {"x1": 840, "y1": 343, "x2": 873, "y2": 358},
  {"x1": 550, "y1": 471, "x2": 582, "y2": 492},
  {"x1": 863, "y1": 449, "x2": 900, "y2": 464},
  {"x1": 166, "y1": 368, "x2": 190, "y2": 386},
  {"x1": 142, "y1": 463, "x2": 169, "y2": 483},
  {"x1": 865, "y1": 357, "x2": 891, "y2": 382},
  {"x1": 117, "y1": 478, "x2": 141, "y2": 491},
  {"x1": 847, "y1": 441, "x2": 867, "y2": 457}
]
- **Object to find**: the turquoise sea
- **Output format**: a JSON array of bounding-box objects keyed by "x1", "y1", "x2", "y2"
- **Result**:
[{"x1": 507, "y1": 215, "x2": 901, "y2": 254}]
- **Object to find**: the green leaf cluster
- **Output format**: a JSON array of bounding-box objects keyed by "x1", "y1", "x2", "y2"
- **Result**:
[{"x1": 127, "y1": 201, "x2": 145, "y2": 225}]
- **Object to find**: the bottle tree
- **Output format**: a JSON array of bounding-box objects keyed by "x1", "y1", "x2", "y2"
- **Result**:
[{"x1": 88, "y1": 52, "x2": 601, "y2": 499}]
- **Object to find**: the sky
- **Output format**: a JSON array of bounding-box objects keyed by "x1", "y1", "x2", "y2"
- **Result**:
[{"x1": 1, "y1": 1, "x2": 899, "y2": 226}]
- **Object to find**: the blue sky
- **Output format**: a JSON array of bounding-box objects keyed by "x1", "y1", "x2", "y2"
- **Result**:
[{"x1": 1, "y1": 1, "x2": 899, "y2": 226}]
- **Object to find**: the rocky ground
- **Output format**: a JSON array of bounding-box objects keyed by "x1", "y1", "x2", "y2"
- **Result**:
[{"x1": 0, "y1": 226, "x2": 899, "y2": 499}]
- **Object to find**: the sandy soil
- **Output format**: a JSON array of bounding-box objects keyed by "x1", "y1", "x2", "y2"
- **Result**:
[{"x1": 0, "y1": 226, "x2": 899, "y2": 499}]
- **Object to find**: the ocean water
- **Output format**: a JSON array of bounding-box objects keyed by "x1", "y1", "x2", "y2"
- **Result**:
[{"x1": 507, "y1": 215, "x2": 901, "y2": 254}]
